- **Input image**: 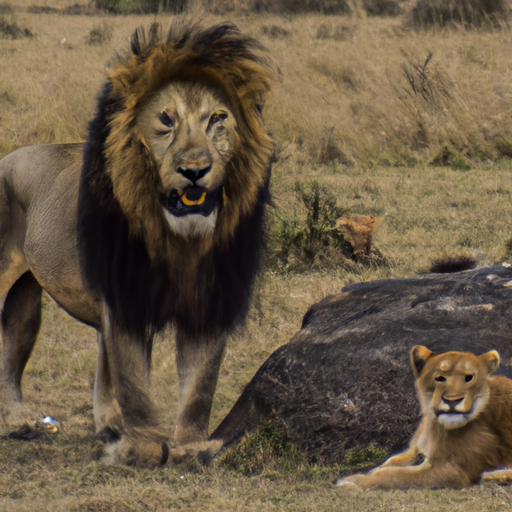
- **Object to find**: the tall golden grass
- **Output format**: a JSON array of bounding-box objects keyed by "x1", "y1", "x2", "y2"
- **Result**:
[
  {"x1": 2, "y1": 9, "x2": 512, "y2": 167},
  {"x1": 2, "y1": 5, "x2": 512, "y2": 511}
]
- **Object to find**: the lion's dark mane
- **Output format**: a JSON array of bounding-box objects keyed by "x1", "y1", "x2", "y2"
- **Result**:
[{"x1": 77, "y1": 22, "x2": 271, "y2": 349}]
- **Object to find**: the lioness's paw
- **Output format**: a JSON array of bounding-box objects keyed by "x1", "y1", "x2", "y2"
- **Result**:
[{"x1": 335, "y1": 475, "x2": 366, "y2": 489}]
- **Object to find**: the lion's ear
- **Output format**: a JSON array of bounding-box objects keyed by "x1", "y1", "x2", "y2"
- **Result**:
[
  {"x1": 480, "y1": 350, "x2": 500, "y2": 375},
  {"x1": 410, "y1": 345, "x2": 433, "y2": 378}
]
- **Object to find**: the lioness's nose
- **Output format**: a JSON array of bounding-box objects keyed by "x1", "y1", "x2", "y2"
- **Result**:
[
  {"x1": 442, "y1": 396, "x2": 463, "y2": 408},
  {"x1": 177, "y1": 165, "x2": 212, "y2": 184}
]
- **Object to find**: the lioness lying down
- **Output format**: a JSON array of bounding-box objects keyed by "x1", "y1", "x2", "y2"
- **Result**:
[{"x1": 337, "y1": 345, "x2": 512, "y2": 489}]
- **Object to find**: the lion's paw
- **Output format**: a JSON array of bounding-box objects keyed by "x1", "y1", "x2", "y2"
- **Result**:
[
  {"x1": 0, "y1": 402, "x2": 39, "y2": 436},
  {"x1": 103, "y1": 429, "x2": 170, "y2": 467},
  {"x1": 170, "y1": 439, "x2": 224, "y2": 467}
]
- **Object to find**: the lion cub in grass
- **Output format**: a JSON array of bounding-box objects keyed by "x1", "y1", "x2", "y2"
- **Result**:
[{"x1": 337, "y1": 345, "x2": 512, "y2": 489}]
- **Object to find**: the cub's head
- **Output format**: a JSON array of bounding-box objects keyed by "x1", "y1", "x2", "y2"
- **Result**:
[{"x1": 410, "y1": 345, "x2": 500, "y2": 429}]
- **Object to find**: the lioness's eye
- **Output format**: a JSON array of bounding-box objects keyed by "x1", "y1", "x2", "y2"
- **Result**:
[
  {"x1": 465, "y1": 375, "x2": 474, "y2": 383},
  {"x1": 159, "y1": 111, "x2": 175, "y2": 128},
  {"x1": 435, "y1": 375, "x2": 446, "y2": 382}
]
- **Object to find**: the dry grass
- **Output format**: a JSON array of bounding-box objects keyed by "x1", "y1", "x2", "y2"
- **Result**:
[{"x1": 2, "y1": 4, "x2": 512, "y2": 510}]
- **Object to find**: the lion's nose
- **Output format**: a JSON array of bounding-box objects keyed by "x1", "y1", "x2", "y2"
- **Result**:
[
  {"x1": 177, "y1": 165, "x2": 211, "y2": 185},
  {"x1": 442, "y1": 396, "x2": 463, "y2": 408}
]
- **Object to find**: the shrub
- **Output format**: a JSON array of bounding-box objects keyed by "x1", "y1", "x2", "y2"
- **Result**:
[
  {"x1": 86, "y1": 24, "x2": 113, "y2": 45},
  {"x1": 269, "y1": 181, "x2": 353, "y2": 271},
  {"x1": 363, "y1": 0, "x2": 402, "y2": 16},
  {"x1": 0, "y1": 17, "x2": 33, "y2": 39},
  {"x1": 431, "y1": 145, "x2": 471, "y2": 169},
  {"x1": 0, "y1": 3, "x2": 13, "y2": 14},
  {"x1": 496, "y1": 139, "x2": 512, "y2": 159},
  {"x1": 95, "y1": 0, "x2": 186, "y2": 13},
  {"x1": 252, "y1": 0, "x2": 403, "y2": 15},
  {"x1": 395, "y1": 51, "x2": 489, "y2": 164},
  {"x1": 252, "y1": 0, "x2": 352, "y2": 14},
  {"x1": 410, "y1": 0, "x2": 511, "y2": 28},
  {"x1": 261, "y1": 24, "x2": 290, "y2": 38}
]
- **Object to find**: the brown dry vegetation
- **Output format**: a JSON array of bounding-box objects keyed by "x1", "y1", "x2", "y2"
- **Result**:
[{"x1": 2, "y1": 1, "x2": 512, "y2": 510}]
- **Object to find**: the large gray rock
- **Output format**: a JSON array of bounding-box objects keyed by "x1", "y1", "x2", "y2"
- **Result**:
[{"x1": 211, "y1": 265, "x2": 512, "y2": 465}]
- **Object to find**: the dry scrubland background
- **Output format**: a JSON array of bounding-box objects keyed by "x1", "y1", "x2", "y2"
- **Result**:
[{"x1": 2, "y1": 0, "x2": 512, "y2": 510}]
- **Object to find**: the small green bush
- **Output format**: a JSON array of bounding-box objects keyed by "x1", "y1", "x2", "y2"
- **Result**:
[{"x1": 269, "y1": 181, "x2": 352, "y2": 271}]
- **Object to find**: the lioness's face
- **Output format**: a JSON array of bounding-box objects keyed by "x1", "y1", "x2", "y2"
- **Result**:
[
  {"x1": 411, "y1": 346, "x2": 500, "y2": 430},
  {"x1": 137, "y1": 81, "x2": 238, "y2": 238}
]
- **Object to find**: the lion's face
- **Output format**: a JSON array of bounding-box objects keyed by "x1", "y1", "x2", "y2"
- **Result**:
[
  {"x1": 411, "y1": 345, "x2": 500, "y2": 430},
  {"x1": 137, "y1": 81, "x2": 238, "y2": 239}
]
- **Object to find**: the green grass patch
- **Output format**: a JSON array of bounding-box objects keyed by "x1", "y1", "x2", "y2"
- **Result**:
[
  {"x1": 431, "y1": 145, "x2": 472, "y2": 170},
  {"x1": 219, "y1": 420, "x2": 304, "y2": 476},
  {"x1": 218, "y1": 419, "x2": 388, "y2": 480}
]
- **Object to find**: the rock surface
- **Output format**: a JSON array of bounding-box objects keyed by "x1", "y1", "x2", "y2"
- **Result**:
[{"x1": 211, "y1": 265, "x2": 512, "y2": 465}]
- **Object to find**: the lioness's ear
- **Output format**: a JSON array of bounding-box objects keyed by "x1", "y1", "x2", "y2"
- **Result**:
[
  {"x1": 481, "y1": 350, "x2": 500, "y2": 375},
  {"x1": 410, "y1": 345, "x2": 433, "y2": 378}
]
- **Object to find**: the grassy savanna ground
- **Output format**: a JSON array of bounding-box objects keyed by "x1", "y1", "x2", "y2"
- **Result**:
[{"x1": 2, "y1": 1, "x2": 512, "y2": 510}]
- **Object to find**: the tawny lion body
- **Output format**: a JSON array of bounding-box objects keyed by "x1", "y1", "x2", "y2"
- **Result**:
[
  {"x1": 337, "y1": 346, "x2": 512, "y2": 489},
  {"x1": 0, "y1": 21, "x2": 273, "y2": 466}
]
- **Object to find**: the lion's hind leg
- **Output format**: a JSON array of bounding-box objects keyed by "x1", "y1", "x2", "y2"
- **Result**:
[{"x1": 0, "y1": 272, "x2": 42, "y2": 430}]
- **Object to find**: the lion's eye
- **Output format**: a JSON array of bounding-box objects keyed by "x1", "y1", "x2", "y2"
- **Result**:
[
  {"x1": 435, "y1": 375, "x2": 446, "y2": 382},
  {"x1": 159, "y1": 112, "x2": 175, "y2": 129},
  {"x1": 465, "y1": 375, "x2": 474, "y2": 383},
  {"x1": 209, "y1": 112, "x2": 228, "y2": 127}
]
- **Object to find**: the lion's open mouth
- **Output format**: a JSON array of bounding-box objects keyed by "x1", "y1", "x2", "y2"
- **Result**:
[{"x1": 161, "y1": 186, "x2": 220, "y2": 217}]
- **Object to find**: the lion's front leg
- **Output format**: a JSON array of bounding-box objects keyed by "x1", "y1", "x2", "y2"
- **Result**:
[
  {"x1": 93, "y1": 332, "x2": 123, "y2": 441},
  {"x1": 99, "y1": 307, "x2": 169, "y2": 467},
  {"x1": 174, "y1": 331, "x2": 227, "y2": 446},
  {"x1": 378, "y1": 447, "x2": 421, "y2": 469}
]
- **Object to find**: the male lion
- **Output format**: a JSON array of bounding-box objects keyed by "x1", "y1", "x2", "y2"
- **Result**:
[
  {"x1": 337, "y1": 345, "x2": 512, "y2": 488},
  {"x1": 0, "y1": 21, "x2": 273, "y2": 466}
]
